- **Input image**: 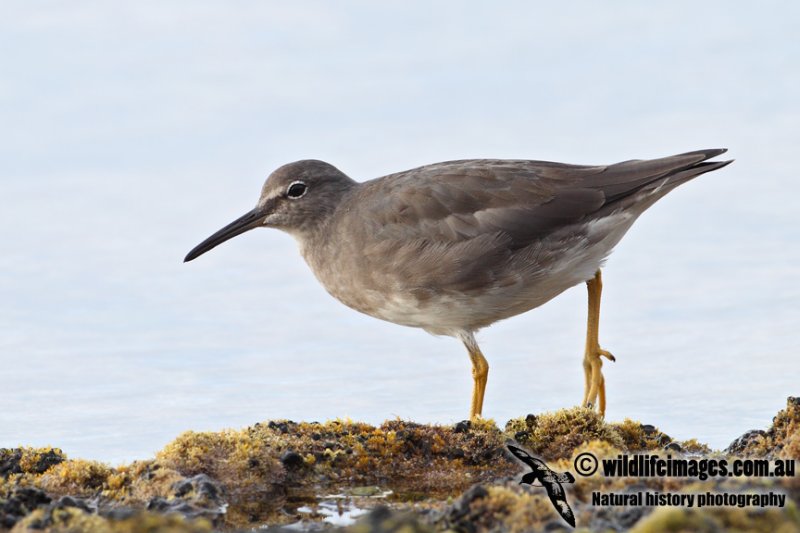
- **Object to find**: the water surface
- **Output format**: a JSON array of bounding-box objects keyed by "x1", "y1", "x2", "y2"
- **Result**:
[{"x1": 1, "y1": 2, "x2": 798, "y2": 463}]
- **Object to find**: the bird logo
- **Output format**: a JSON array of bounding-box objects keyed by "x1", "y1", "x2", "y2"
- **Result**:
[{"x1": 507, "y1": 444, "x2": 576, "y2": 527}]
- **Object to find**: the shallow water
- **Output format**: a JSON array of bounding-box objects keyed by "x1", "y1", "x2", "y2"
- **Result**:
[{"x1": 1, "y1": 3, "x2": 799, "y2": 464}]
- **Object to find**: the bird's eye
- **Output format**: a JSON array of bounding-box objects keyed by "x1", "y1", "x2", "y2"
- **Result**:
[{"x1": 287, "y1": 181, "x2": 307, "y2": 199}]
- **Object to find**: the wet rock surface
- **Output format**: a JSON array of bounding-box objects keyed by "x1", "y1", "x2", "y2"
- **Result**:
[
  {"x1": 146, "y1": 474, "x2": 226, "y2": 525},
  {"x1": 0, "y1": 487, "x2": 51, "y2": 529},
  {"x1": 727, "y1": 429, "x2": 767, "y2": 455},
  {"x1": 0, "y1": 448, "x2": 64, "y2": 478},
  {"x1": 0, "y1": 397, "x2": 798, "y2": 532}
]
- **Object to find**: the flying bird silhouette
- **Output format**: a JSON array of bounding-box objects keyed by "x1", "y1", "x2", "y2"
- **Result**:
[{"x1": 507, "y1": 444, "x2": 576, "y2": 527}]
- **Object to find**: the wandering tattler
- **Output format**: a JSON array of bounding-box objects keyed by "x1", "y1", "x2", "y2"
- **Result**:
[{"x1": 185, "y1": 149, "x2": 731, "y2": 419}]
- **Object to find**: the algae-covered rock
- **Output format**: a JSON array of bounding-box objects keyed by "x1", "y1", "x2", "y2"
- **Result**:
[
  {"x1": 0, "y1": 448, "x2": 64, "y2": 478},
  {"x1": 2, "y1": 398, "x2": 798, "y2": 532},
  {"x1": 345, "y1": 506, "x2": 435, "y2": 533},
  {"x1": 504, "y1": 407, "x2": 626, "y2": 460},
  {"x1": 629, "y1": 505, "x2": 800, "y2": 533},
  {"x1": 443, "y1": 484, "x2": 559, "y2": 533},
  {"x1": 146, "y1": 473, "x2": 226, "y2": 526},
  {"x1": 727, "y1": 397, "x2": 800, "y2": 460},
  {"x1": 11, "y1": 505, "x2": 213, "y2": 533},
  {"x1": 40, "y1": 458, "x2": 114, "y2": 495},
  {"x1": 0, "y1": 487, "x2": 51, "y2": 529},
  {"x1": 152, "y1": 417, "x2": 516, "y2": 527}
]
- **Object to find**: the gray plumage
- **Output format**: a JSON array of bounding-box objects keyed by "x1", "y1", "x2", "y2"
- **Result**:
[
  {"x1": 219, "y1": 149, "x2": 729, "y2": 335},
  {"x1": 184, "y1": 149, "x2": 731, "y2": 414}
]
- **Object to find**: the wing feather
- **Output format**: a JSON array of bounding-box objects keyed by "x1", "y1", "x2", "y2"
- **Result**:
[
  {"x1": 360, "y1": 150, "x2": 727, "y2": 249},
  {"x1": 507, "y1": 444, "x2": 546, "y2": 469},
  {"x1": 342, "y1": 150, "x2": 728, "y2": 299},
  {"x1": 544, "y1": 481, "x2": 576, "y2": 527}
]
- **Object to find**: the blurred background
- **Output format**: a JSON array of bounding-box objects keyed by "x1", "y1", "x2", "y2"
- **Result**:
[{"x1": 1, "y1": 2, "x2": 798, "y2": 464}]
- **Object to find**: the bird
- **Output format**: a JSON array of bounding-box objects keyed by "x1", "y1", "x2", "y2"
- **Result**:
[
  {"x1": 507, "y1": 444, "x2": 576, "y2": 527},
  {"x1": 184, "y1": 149, "x2": 732, "y2": 420}
]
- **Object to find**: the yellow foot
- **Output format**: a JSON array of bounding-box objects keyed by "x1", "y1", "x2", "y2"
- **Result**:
[
  {"x1": 469, "y1": 363, "x2": 488, "y2": 420},
  {"x1": 582, "y1": 346, "x2": 615, "y2": 418},
  {"x1": 461, "y1": 331, "x2": 489, "y2": 421}
]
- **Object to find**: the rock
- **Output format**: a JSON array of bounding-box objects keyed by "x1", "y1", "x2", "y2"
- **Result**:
[
  {"x1": 618, "y1": 506, "x2": 646, "y2": 528},
  {"x1": 446, "y1": 447, "x2": 466, "y2": 459},
  {"x1": 172, "y1": 474, "x2": 222, "y2": 505},
  {"x1": 7, "y1": 492, "x2": 99, "y2": 530},
  {"x1": 454, "y1": 420, "x2": 471, "y2": 433},
  {"x1": 346, "y1": 505, "x2": 434, "y2": 533},
  {"x1": 268, "y1": 421, "x2": 296, "y2": 433},
  {"x1": 100, "y1": 506, "x2": 137, "y2": 520},
  {"x1": 140, "y1": 474, "x2": 227, "y2": 525},
  {"x1": 447, "y1": 484, "x2": 488, "y2": 526},
  {"x1": 639, "y1": 423, "x2": 672, "y2": 447},
  {"x1": 640, "y1": 424, "x2": 657, "y2": 435},
  {"x1": 664, "y1": 441, "x2": 683, "y2": 452},
  {"x1": 726, "y1": 429, "x2": 767, "y2": 455},
  {"x1": 55, "y1": 495, "x2": 93, "y2": 513},
  {"x1": 0, "y1": 487, "x2": 51, "y2": 528},
  {"x1": 2, "y1": 403, "x2": 798, "y2": 532},
  {"x1": 543, "y1": 518, "x2": 572, "y2": 530},
  {"x1": 280, "y1": 450, "x2": 305, "y2": 469},
  {"x1": 0, "y1": 448, "x2": 64, "y2": 478},
  {"x1": 31, "y1": 449, "x2": 64, "y2": 473},
  {"x1": 0, "y1": 449, "x2": 22, "y2": 477}
]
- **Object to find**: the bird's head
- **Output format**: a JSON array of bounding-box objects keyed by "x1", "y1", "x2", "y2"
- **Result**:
[{"x1": 184, "y1": 160, "x2": 355, "y2": 262}]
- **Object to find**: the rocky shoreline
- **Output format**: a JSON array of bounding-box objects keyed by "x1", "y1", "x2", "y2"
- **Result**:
[{"x1": 2, "y1": 398, "x2": 798, "y2": 532}]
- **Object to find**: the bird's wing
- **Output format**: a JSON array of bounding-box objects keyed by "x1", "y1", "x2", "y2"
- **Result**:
[
  {"x1": 363, "y1": 159, "x2": 606, "y2": 248},
  {"x1": 345, "y1": 151, "x2": 729, "y2": 298},
  {"x1": 361, "y1": 149, "x2": 728, "y2": 247},
  {"x1": 542, "y1": 472, "x2": 576, "y2": 484},
  {"x1": 508, "y1": 445, "x2": 576, "y2": 526},
  {"x1": 507, "y1": 444, "x2": 547, "y2": 470},
  {"x1": 542, "y1": 479, "x2": 576, "y2": 528}
]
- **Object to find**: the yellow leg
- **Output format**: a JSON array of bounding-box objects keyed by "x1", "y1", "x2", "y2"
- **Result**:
[
  {"x1": 460, "y1": 332, "x2": 489, "y2": 420},
  {"x1": 582, "y1": 270, "x2": 615, "y2": 417}
]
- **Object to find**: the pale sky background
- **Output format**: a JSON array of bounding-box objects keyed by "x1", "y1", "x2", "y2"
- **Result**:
[{"x1": 1, "y1": 2, "x2": 798, "y2": 463}]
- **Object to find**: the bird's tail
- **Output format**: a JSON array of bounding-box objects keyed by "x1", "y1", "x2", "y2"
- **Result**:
[
  {"x1": 598, "y1": 148, "x2": 733, "y2": 217},
  {"x1": 649, "y1": 148, "x2": 733, "y2": 192}
]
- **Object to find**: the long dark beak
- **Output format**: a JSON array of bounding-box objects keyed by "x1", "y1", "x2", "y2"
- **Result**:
[{"x1": 184, "y1": 208, "x2": 265, "y2": 262}]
